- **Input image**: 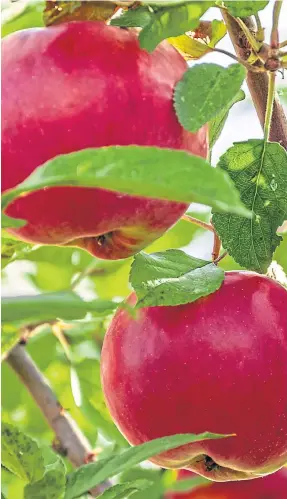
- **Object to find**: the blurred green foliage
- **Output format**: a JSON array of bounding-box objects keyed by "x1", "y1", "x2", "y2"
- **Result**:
[
  {"x1": 1, "y1": 0, "x2": 44, "y2": 38},
  {"x1": 1, "y1": 209, "x2": 207, "y2": 497}
]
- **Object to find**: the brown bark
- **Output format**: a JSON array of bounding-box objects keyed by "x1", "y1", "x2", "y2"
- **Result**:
[
  {"x1": 221, "y1": 11, "x2": 287, "y2": 150},
  {"x1": 7, "y1": 344, "x2": 110, "y2": 497}
]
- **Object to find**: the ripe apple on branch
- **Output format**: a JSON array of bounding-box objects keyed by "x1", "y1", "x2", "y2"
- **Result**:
[
  {"x1": 2, "y1": 21, "x2": 208, "y2": 259},
  {"x1": 101, "y1": 270, "x2": 287, "y2": 481}
]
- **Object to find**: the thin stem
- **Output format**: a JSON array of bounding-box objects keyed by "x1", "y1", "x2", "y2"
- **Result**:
[
  {"x1": 52, "y1": 323, "x2": 72, "y2": 362},
  {"x1": 213, "y1": 250, "x2": 228, "y2": 265},
  {"x1": 264, "y1": 72, "x2": 276, "y2": 142},
  {"x1": 71, "y1": 260, "x2": 98, "y2": 290},
  {"x1": 254, "y1": 13, "x2": 264, "y2": 41},
  {"x1": 279, "y1": 40, "x2": 287, "y2": 49},
  {"x1": 211, "y1": 47, "x2": 263, "y2": 72},
  {"x1": 7, "y1": 344, "x2": 111, "y2": 497},
  {"x1": 271, "y1": 0, "x2": 283, "y2": 49},
  {"x1": 182, "y1": 214, "x2": 214, "y2": 232},
  {"x1": 212, "y1": 231, "x2": 221, "y2": 261},
  {"x1": 182, "y1": 214, "x2": 223, "y2": 261}
]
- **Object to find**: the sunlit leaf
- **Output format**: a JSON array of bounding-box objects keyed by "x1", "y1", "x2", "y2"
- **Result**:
[
  {"x1": 1, "y1": 422, "x2": 45, "y2": 484},
  {"x1": 130, "y1": 249, "x2": 224, "y2": 307},
  {"x1": 2, "y1": 146, "x2": 251, "y2": 218},
  {"x1": 24, "y1": 459, "x2": 66, "y2": 499},
  {"x1": 174, "y1": 63, "x2": 246, "y2": 133},
  {"x1": 65, "y1": 432, "x2": 231, "y2": 498},
  {"x1": 224, "y1": 1, "x2": 269, "y2": 16},
  {"x1": 213, "y1": 140, "x2": 287, "y2": 273},
  {"x1": 1, "y1": 292, "x2": 117, "y2": 325}
]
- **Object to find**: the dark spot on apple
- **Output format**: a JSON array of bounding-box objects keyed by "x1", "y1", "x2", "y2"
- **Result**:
[
  {"x1": 97, "y1": 232, "x2": 113, "y2": 246},
  {"x1": 204, "y1": 455, "x2": 219, "y2": 472}
]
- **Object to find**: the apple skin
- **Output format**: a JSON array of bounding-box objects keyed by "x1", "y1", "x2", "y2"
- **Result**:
[
  {"x1": 1, "y1": 21, "x2": 207, "y2": 259},
  {"x1": 166, "y1": 468, "x2": 287, "y2": 498},
  {"x1": 101, "y1": 271, "x2": 287, "y2": 480}
]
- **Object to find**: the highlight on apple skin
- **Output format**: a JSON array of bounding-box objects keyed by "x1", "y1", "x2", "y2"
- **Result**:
[
  {"x1": 2, "y1": 21, "x2": 208, "y2": 260},
  {"x1": 101, "y1": 271, "x2": 287, "y2": 481},
  {"x1": 166, "y1": 468, "x2": 287, "y2": 498}
]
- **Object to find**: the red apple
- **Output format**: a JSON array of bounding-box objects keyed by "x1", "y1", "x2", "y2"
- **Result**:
[
  {"x1": 166, "y1": 468, "x2": 287, "y2": 498},
  {"x1": 1, "y1": 21, "x2": 207, "y2": 259},
  {"x1": 101, "y1": 271, "x2": 287, "y2": 480}
]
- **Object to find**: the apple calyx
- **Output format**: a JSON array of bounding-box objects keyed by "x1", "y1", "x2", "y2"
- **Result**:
[{"x1": 65, "y1": 225, "x2": 164, "y2": 259}]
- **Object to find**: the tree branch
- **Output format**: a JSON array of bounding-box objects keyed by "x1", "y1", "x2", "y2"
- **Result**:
[
  {"x1": 7, "y1": 344, "x2": 111, "y2": 497},
  {"x1": 221, "y1": 10, "x2": 287, "y2": 150}
]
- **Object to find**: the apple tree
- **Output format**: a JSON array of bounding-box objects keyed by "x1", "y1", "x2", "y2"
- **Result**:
[{"x1": 1, "y1": 1, "x2": 287, "y2": 498}]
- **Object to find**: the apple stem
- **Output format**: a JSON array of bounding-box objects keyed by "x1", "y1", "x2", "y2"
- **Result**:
[
  {"x1": 6, "y1": 343, "x2": 111, "y2": 497},
  {"x1": 182, "y1": 214, "x2": 214, "y2": 232},
  {"x1": 182, "y1": 214, "x2": 223, "y2": 261},
  {"x1": 212, "y1": 230, "x2": 222, "y2": 261},
  {"x1": 213, "y1": 250, "x2": 228, "y2": 265},
  {"x1": 71, "y1": 260, "x2": 99, "y2": 290},
  {"x1": 210, "y1": 47, "x2": 263, "y2": 72},
  {"x1": 52, "y1": 323, "x2": 72, "y2": 362}
]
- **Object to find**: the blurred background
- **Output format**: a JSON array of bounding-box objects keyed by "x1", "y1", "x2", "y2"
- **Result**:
[{"x1": 1, "y1": 1, "x2": 287, "y2": 498}]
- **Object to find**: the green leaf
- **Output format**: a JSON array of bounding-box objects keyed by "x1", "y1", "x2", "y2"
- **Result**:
[
  {"x1": 1, "y1": 0, "x2": 44, "y2": 38},
  {"x1": 111, "y1": 6, "x2": 152, "y2": 28},
  {"x1": 88, "y1": 210, "x2": 209, "y2": 301},
  {"x1": 1, "y1": 146, "x2": 251, "y2": 218},
  {"x1": 212, "y1": 140, "x2": 287, "y2": 273},
  {"x1": 1, "y1": 292, "x2": 117, "y2": 326},
  {"x1": 24, "y1": 459, "x2": 66, "y2": 499},
  {"x1": 2, "y1": 213, "x2": 26, "y2": 229},
  {"x1": 118, "y1": 468, "x2": 163, "y2": 499},
  {"x1": 98, "y1": 480, "x2": 151, "y2": 499},
  {"x1": 139, "y1": 2, "x2": 212, "y2": 52},
  {"x1": 64, "y1": 432, "x2": 231, "y2": 499},
  {"x1": 174, "y1": 63, "x2": 246, "y2": 133},
  {"x1": 130, "y1": 249, "x2": 224, "y2": 307},
  {"x1": 209, "y1": 89, "x2": 245, "y2": 150},
  {"x1": 1, "y1": 231, "x2": 32, "y2": 269},
  {"x1": 1, "y1": 422, "x2": 45, "y2": 484},
  {"x1": 224, "y1": 1, "x2": 269, "y2": 16},
  {"x1": 209, "y1": 19, "x2": 227, "y2": 47}
]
